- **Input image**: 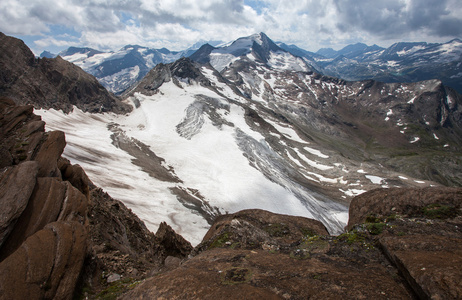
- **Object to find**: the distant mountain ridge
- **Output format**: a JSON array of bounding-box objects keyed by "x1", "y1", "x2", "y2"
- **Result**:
[
  {"x1": 48, "y1": 34, "x2": 462, "y2": 94},
  {"x1": 283, "y1": 39, "x2": 462, "y2": 93},
  {"x1": 52, "y1": 40, "x2": 222, "y2": 95}
]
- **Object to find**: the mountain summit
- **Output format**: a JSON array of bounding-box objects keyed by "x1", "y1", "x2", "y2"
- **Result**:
[{"x1": 190, "y1": 32, "x2": 314, "y2": 73}]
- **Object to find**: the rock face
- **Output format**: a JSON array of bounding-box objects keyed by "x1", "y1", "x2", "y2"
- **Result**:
[
  {"x1": 0, "y1": 98, "x2": 89, "y2": 299},
  {"x1": 124, "y1": 187, "x2": 462, "y2": 299},
  {"x1": 0, "y1": 32, "x2": 131, "y2": 114}
]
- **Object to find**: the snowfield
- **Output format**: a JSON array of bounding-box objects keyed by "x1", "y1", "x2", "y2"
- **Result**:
[
  {"x1": 38, "y1": 33, "x2": 443, "y2": 245},
  {"x1": 37, "y1": 80, "x2": 350, "y2": 245}
]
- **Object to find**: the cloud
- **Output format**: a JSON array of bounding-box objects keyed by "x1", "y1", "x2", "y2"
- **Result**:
[
  {"x1": 0, "y1": 0, "x2": 461, "y2": 53},
  {"x1": 332, "y1": 0, "x2": 462, "y2": 39}
]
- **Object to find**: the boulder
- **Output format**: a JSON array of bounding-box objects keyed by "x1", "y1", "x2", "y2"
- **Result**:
[
  {"x1": 0, "y1": 161, "x2": 38, "y2": 248},
  {"x1": 0, "y1": 221, "x2": 87, "y2": 300},
  {"x1": 194, "y1": 209, "x2": 328, "y2": 254},
  {"x1": 347, "y1": 187, "x2": 462, "y2": 300},
  {"x1": 347, "y1": 187, "x2": 462, "y2": 230},
  {"x1": 381, "y1": 234, "x2": 462, "y2": 300},
  {"x1": 155, "y1": 221, "x2": 193, "y2": 258},
  {"x1": 34, "y1": 130, "x2": 66, "y2": 178},
  {"x1": 123, "y1": 207, "x2": 411, "y2": 299}
]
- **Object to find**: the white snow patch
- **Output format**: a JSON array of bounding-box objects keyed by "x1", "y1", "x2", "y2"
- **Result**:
[
  {"x1": 266, "y1": 120, "x2": 308, "y2": 144},
  {"x1": 294, "y1": 149, "x2": 333, "y2": 171},
  {"x1": 303, "y1": 146, "x2": 329, "y2": 158},
  {"x1": 339, "y1": 188, "x2": 367, "y2": 197},
  {"x1": 410, "y1": 137, "x2": 420, "y2": 143},
  {"x1": 365, "y1": 175, "x2": 385, "y2": 184}
]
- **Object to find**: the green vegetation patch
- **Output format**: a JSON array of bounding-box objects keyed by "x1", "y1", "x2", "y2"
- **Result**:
[
  {"x1": 422, "y1": 203, "x2": 459, "y2": 219},
  {"x1": 93, "y1": 278, "x2": 142, "y2": 300},
  {"x1": 336, "y1": 231, "x2": 366, "y2": 245},
  {"x1": 365, "y1": 215, "x2": 382, "y2": 224},
  {"x1": 366, "y1": 223, "x2": 386, "y2": 235},
  {"x1": 300, "y1": 227, "x2": 317, "y2": 237},
  {"x1": 208, "y1": 232, "x2": 231, "y2": 249},
  {"x1": 264, "y1": 223, "x2": 290, "y2": 237}
]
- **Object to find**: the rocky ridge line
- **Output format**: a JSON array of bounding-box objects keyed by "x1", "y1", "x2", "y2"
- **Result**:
[{"x1": 0, "y1": 32, "x2": 131, "y2": 114}]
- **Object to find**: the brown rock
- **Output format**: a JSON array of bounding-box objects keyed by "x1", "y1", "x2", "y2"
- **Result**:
[
  {"x1": 24, "y1": 120, "x2": 45, "y2": 137},
  {"x1": 58, "y1": 181, "x2": 88, "y2": 223},
  {"x1": 195, "y1": 209, "x2": 328, "y2": 253},
  {"x1": 0, "y1": 221, "x2": 87, "y2": 300},
  {"x1": 163, "y1": 256, "x2": 181, "y2": 269},
  {"x1": 380, "y1": 234, "x2": 462, "y2": 300},
  {"x1": 347, "y1": 187, "x2": 462, "y2": 230},
  {"x1": 0, "y1": 178, "x2": 88, "y2": 262},
  {"x1": 123, "y1": 248, "x2": 411, "y2": 300},
  {"x1": 58, "y1": 157, "x2": 90, "y2": 199},
  {"x1": 156, "y1": 221, "x2": 193, "y2": 258},
  {"x1": 0, "y1": 177, "x2": 65, "y2": 259},
  {"x1": 34, "y1": 130, "x2": 66, "y2": 177},
  {"x1": 74, "y1": 188, "x2": 165, "y2": 296},
  {"x1": 0, "y1": 161, "x2": 38, "y2": 248},
  {"x1": 0, "y1": 33, "x2": 132, "y2": 114}
]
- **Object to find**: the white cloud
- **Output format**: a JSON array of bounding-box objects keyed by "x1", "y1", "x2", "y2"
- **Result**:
[{"x1": 1, "y1": 0, "x2": 461, "y2": 53}]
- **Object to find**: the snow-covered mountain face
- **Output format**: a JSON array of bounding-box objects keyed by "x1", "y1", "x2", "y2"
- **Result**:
[
  {"x1": 58, "y1": 45, "x2": 195, "y2": 94},
  {"x1": 290, "y1": 39, "x2": 462, "y2": 94},
  {"x1": 191, "y1": 32, "x2": 315, "y2": 73},
  {"x1": 36, "y1": 33, "x2": 462, "y2": 246}
]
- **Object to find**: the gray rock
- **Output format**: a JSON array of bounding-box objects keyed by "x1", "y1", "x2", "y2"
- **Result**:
[{"x1": 107, "y1": 273, "x2": 121, "y2": 283}]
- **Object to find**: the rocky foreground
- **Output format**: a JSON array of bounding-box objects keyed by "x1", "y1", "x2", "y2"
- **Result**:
[{"x1": 1, "y1": 98, "x2": 461, "y2": 299}]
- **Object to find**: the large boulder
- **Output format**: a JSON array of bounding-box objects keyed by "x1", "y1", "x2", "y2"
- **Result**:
[
  {"x1": 0, "y1": 162, "x2": 38, "y2": 248},
  {"x1": 124, "y1": 188, "x2": 462, "y2": 300},
  {"x1": 0, "y1": 221, "x2": 87, "y2": 300},
  {"x1": 348, "y1": 187, "x2": 462, "y2": 300},
  {"x1": 347, "y1": 187, "x2": 462, "y2": 230}
]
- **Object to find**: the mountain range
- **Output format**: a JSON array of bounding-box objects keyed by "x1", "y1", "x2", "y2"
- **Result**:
[
  {"x1": 26, "y1": 31, "x2": 461, "y2": 243},
  {"x1": 2, "y1": 31, "x2": 462, "y2": 299},
  {"x1": 45, "y1": 34, "x2": 462, "y2": 95},
  {"x1": 279, "y1": 39, "x2": 462, "y2": 94}
]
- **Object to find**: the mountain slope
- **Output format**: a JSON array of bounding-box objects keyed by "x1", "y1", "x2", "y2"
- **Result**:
[
  {"x1": 34, "y1": 33, "x2": 462, "y2": 244},
  {"x1": 191, "y1": 32, "x2": 315, "y2": 73},
  {"x1": 0, "y1": 32, "x2": 131, "y2": 114},
  {"x1": 305, "y1": 39, "x2": 462, "y2": 93},
  {"x1": 59, "y1": 45, "x2": 195, "y2": 94}
]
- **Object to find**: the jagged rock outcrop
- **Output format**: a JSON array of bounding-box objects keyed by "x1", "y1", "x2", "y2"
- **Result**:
[
  {"x1": 0, "y1": 98, "x2": 89, "y2": 299},
  {"x1": 123, "y1": 187, "x2": 462, "y2": 299},
  {"x1": 0, "y1": 32, "x2": 131, "y2": 114}
]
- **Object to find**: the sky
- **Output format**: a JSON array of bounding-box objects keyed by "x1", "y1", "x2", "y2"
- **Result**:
[{"x1": 1, "y1": 0, "x2": 462, "y2": 55}]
